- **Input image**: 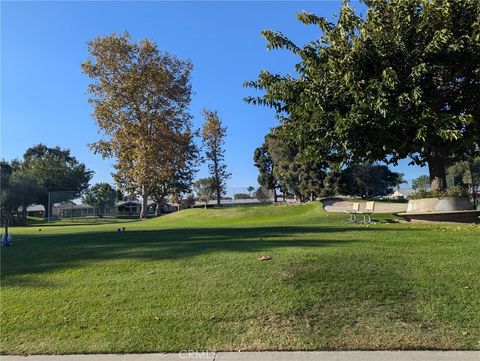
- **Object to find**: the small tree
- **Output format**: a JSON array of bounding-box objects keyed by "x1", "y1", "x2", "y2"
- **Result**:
[
  {"x1": 247, "y1": 186, "x2": 255, "y2": 197},
  {"x1": 182, "y1": 194, "x2": 196, "y2": 209},
  {"x1": 335, "y1": 163, "x2": 405, "y2": 198},
  {"x1": 255, "y1": 187, "x2": 270, "y2": 203},
  {"x1": 82, "y1": 32, "x2": 194, "y2": 219},
  {"x1": 202, "y1": 109, "x2": 231, "y2": 206},
  {"x1": 412, "y1": 175, "x2": 431, "y2": 191},
  {"x1": 193, "y1": 178, "x2": 215, "y2": 209},
  {"x1": 234, "y1": 193, "x2": 250, "y2": 200},
  {"x1": 83, "y1": 183, "x2": 117, "y2": 215},
  {"x1": 447, "y1": 158, "x2": 480, "y2": 208}
]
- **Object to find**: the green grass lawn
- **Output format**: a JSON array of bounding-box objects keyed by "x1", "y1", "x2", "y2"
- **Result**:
[{"x1": 1, "y1": 203, "x2": 479, "y2": 354}]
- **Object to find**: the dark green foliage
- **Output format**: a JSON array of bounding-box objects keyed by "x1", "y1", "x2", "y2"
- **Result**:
[
  {"x1": 409, "y1": 186, "x2": 469, "y2": 200},
  {"x1": 265, "y1": 130, "x2": 327, "y2": 202},
  {"x1": 334, "y1": 163, "x2": 405, "y2": 198}
]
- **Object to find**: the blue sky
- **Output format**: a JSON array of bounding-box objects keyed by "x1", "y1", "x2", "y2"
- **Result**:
[{"x1": 2, "y1": 1, "x2": 426, "y2": 189}]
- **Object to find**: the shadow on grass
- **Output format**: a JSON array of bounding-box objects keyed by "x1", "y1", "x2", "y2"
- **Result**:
[
  {"x1": 0, "y1": 225, "x2": 375, "y2": 280},
  {"x1": 274, "y1": 254, "x2": 453, "y2": 350}
]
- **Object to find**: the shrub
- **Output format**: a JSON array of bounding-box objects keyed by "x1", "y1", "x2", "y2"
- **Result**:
[{"x1": 410, "y1": 186, "x2": 469, "y2": 200}]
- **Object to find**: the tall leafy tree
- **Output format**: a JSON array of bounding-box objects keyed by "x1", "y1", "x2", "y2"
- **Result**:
[
  {"x1": 201, "y1": 109, "x2": 231, "y2": 206},
  {"x1": 22, "y1": 144, "x2": 92, "y2": 217},
  {"x1": 412, "y1": 175, "x2": 431, "y2": 191},
  {"x1": 82, "y1": 32, "x2": 195, "y2": 218},
  {"x1": 245, "y1": 0, "x2": 480, "y2": 191}
]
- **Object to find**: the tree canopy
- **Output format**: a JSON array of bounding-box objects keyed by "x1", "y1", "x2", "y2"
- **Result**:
[{"x1": 245, "y1": 0, "x2": 480, "y2": 191}]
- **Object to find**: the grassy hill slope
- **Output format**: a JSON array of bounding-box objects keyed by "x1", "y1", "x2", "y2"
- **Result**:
[{"x1": 1, "y1": 202, "x2": 479, "y2": 353}]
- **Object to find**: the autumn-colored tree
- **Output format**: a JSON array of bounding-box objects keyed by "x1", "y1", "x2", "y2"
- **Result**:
[
  {"x1": 149, "y1": 129, "x2": 199, "y2": 215},
  {"x1": 201, "y1": 109, "x2": 231, "y2": 206},
  {"x1": 82, "y1": 32, "x2": 195, "y2": 218}
]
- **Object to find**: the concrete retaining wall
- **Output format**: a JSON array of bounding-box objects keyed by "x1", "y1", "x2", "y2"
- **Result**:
[{"x1": 406, "y1": 197, "x2": 472, "y2": 213}]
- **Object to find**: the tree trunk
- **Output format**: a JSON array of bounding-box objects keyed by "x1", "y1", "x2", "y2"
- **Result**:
[
  {"x1": 273, "y1": 188, "x2": 277, "y2": 203},
  {"x1": 215, "y1": 177, "x2": 221, "y2": 207},
  {"x1": 140, "y1": 185, "x2": 148, "y2": 219},
  {"x1": 21, "y1": 204, "x2": 27, "y2": 226},
  {"x1": 428, "y1": 156, "x2": 447, "y2": 191},
  {"x1": 154, "y1": 198, "x2": 163, "y2": 216},
  {"x1": 42, "y1": 201, "x2": 51, "y2": 220}
]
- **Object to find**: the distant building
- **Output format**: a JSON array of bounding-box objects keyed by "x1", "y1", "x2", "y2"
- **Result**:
[
  {"x1": 25, "y1": 204, "x2": 46, "y2": 218},
  {"x1": 26, "y1": 199, "x2": 177, "y2": 219},
  {"x1": 390, "y1": 188, "x2": 416, "y2": 200}
]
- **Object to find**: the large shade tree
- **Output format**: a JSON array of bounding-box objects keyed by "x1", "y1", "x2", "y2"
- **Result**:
[
  {"x1": 82, "y1": 32, "x2": 196, "y2": 218},
  {"x1": 245, "y1": 0, "x2": 480, "y2": 191}
]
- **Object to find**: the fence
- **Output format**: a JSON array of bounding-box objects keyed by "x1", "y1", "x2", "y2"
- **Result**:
[{"x1": 47, "y1": 191, "x2": 119, "y2": 223}]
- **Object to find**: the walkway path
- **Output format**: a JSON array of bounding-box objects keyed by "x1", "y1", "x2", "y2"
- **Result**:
[{"x1": 3, "y1": 352, "x2": 479, "y2": 361}]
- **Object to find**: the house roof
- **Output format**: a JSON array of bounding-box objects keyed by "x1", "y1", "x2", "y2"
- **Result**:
[
  {"x1": 391, "y1": 188, "x2": 416, "y2": 197},
  {"x1": 118, "y1": 200, "x2": 157, "y2": 206},
  {"x1": 26, "y1": 204, "x2": 45, "y2": 212}
]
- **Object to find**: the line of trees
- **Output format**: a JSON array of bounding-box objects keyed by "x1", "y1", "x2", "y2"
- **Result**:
[{"x1": 253, "y1": 131, "x2": 405, "y2": 201}]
